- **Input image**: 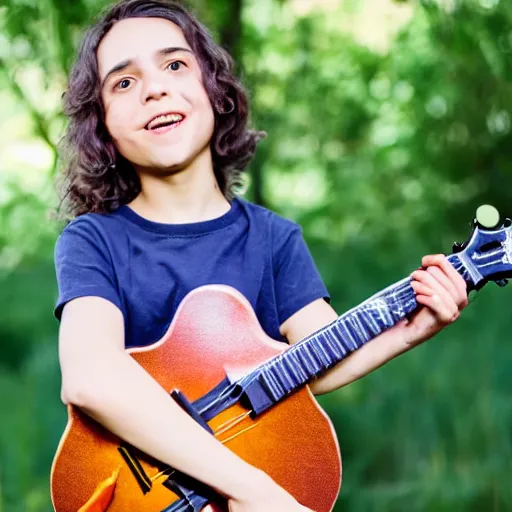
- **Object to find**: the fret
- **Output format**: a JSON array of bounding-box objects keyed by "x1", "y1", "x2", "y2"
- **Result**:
[
  {"x1": 271, "y1": 366, "x2": 286, "y2": 390},
  {"x1": 349, "y1": 312, "x2": 370, "y2": 343},
  {"x1": 333, "y1": 326, "x2": 351, "y2": 355},
  {"x1": 363, "y1": 306, "x2": 382, "y2": 336},
  {"x1": 310, "y1": 339, "x2": 330, "y2": 366},
  {"x1": 278, "y1": 361, "x2": 295, "y2": 389},
  {"x1": 295, "y1": 345, "x2": 318, "y2": 377},
  {"x1": 301, "y1": 346, "x2": 320, "y2": 374},
  {"x1": 259, "y1": 372, "x2": 280, "y2": 402},
  {"x1": 288, "y1": 351, "x2": 309, "y2": 381},
  {"x1": 238, "y1": 252, "x2": 480, "y2": 416},
  {"x1": 282, "y1": 356, "x2": 298, "y2": 380},
  {"x1": 334, "y1": 322, "x2": 358, "y2": 353},
  {"x1": 327, "y1": 324, "x2": 349, "y2": 354},
  {"x1": 265, "y1": 370, "x2": 282, "y2": 399}
]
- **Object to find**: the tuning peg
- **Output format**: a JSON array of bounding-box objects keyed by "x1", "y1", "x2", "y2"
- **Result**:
[
  {"x1": 495, "y1": 279, "x2": 509, "y2": 287},
  {"x1": 452, "y1": 241, "x2": 467, "y2": 253},
  {"x1": 475, "y1": 204, "x2": 500, "y2": 229}
]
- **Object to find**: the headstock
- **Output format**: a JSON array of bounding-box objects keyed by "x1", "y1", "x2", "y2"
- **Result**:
[{"x1": 452, "y1": 205, "x2": 512, "y2": 290}]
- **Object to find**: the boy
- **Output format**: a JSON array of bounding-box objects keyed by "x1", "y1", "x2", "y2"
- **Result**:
[{"x1": 54, "y1": 1, "x2": 468, "y2": 510}]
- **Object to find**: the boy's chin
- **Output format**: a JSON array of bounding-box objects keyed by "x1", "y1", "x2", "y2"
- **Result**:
[
  {"x1": 133, "y1": 145, "x2": 208, "y2": 173},
  {"x1": 138, "y1": 156, "x2": 194, "y2": 174}
]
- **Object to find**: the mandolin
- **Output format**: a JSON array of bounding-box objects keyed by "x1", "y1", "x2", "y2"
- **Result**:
[{"x1": 50, "y1": 206, "x2": 512, "y2": 512}]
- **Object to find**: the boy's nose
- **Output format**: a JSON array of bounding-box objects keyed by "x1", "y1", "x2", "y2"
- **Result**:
[{"x1": 143, "y1": 74, "x2": 173, "y2": 103}]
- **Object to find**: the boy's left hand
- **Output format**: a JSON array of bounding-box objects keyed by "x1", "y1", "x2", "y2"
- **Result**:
[{"x1": 404, "y1": 254, "x2": 469, "y2": 346}]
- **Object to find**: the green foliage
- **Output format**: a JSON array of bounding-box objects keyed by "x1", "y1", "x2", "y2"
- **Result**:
[{"x1": 1, "y1": 0, "x2": 511, "y2": 510}]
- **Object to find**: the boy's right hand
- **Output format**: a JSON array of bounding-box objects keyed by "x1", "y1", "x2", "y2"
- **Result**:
[{"x1": 227, "y1": 472, "x2": 313, "y2": 511}]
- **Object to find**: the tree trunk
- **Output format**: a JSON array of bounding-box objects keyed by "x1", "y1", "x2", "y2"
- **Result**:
[{"x1": 218, "y1": 0, "x2": 265, "y2": 207}]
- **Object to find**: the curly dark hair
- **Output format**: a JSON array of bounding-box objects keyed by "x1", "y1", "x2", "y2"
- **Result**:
[{"x1": 56, "y1": 0, "x2": 265, "y2": 218}]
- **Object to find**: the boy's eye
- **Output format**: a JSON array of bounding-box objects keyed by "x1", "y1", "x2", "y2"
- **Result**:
[
  {"x1": 113, "y1": 60, "x2": 186, "y2": 91},
  {"x1": 116, "y1": 79, "x2": 131, "y2": 90},
  {"x1": 168, "y1": 60, "x2": 185, "y2": 71}
]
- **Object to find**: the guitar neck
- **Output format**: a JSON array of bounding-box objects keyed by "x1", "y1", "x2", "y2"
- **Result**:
[{"x1": 239, "y1": 253, "x2": 472, "y2": 416}]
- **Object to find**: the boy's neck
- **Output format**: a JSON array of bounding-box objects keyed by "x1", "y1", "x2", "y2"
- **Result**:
[{"x1": 128, "y1": 148, "x2": 231, "y2": 224}]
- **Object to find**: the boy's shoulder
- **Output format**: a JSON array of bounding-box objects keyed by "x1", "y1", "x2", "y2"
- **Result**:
[
  {"x1": 65, "y1": 209, "x2": 123, "y2": 227},
  {"x1": 237, "y1": 197, "x2": 300, "y2": 234},
  {"x1": 56, "y1": 209, "x2": 125, "y2": 248}
]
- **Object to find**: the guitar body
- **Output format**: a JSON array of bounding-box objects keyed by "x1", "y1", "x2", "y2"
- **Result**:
[{"x1": 51, "y1": 285, "x2": 342, "y2": 512}]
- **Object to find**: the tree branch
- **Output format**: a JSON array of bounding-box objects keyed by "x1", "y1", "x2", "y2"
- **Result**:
[{"x1": 0, "y1": 59, "x2": 58, "y2": 163}]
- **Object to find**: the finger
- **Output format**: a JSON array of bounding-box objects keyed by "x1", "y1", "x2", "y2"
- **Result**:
[
  {"x1": 422, "y1": 254, "x2": 468, "y2": 307},
  {"x1": 431, "y1": 255, "x2": 468, "y2": 306},
  {"x1": 441, "y1": 261, "x2": 468, "y2": 308},
  {"x1": 412, "y1": 269, "x2": 453, "y2": 303},
  {"x1": 416, "y1": 293, "x2": 459, "y2": 324},
  {"x1": 416, "y1": 255, "x2": 466, "y2": 309},
  {"x1": 421, "y1": 254, "x2": 446, "y2": 267},
  {"x1": 426, "y1": 266, "x2": 459, "y2": 303},
  {"x1": 410, "y1": 280, "x2": 434, "y2": 297},
  {"x1": 411, "y1": 270, "x2": 458, "y2": 316}
]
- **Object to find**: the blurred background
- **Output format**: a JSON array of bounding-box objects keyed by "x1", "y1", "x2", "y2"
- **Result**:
[{"x1": 0, "y1": 0, "x2": 511, "y2": 510}]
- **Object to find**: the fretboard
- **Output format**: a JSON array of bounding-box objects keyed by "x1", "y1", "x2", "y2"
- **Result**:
[{"x1": 239, "y1": 254, "x2": 471, "y2": 415}]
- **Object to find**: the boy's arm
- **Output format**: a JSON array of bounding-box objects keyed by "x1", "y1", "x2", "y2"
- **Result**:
[
  {"x1": 58, "y1": 296, "x2": 302, "y2": 506},
  {"x1": 280, "y1": 255, "x2": 469, "y2": 396}
]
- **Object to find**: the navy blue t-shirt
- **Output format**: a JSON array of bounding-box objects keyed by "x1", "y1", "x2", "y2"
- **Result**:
[{"x1": 53, "y1": 197, "x2": 330, "y2": 348}]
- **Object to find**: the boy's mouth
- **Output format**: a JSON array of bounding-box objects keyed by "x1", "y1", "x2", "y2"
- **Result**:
[
  {"x1": 144, "y1": 112, "x2": 186, "y2": 131},
  {"x1": 146, "y1": 118, "x2": 185, "y2": 135}
]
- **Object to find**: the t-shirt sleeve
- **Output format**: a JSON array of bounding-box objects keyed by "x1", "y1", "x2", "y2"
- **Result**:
[
  {"x1": 273, "y1": 221, "x2": 331, "y2": 325},
  {"x1": 53, "y1": 219, "x2": 122, "y2": 321}
]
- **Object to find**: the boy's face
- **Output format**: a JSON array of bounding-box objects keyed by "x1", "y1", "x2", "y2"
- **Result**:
[{"x1": 97, "y1": 17, "x2": 215, "y2": 175}]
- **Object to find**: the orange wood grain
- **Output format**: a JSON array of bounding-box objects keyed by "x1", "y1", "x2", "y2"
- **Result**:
[{"x1": 51, "y1": 285, "x2": 341, "y2": 511}]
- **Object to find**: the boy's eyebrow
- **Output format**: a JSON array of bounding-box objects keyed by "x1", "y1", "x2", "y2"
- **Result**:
[{"x1": 100, "y1": 46, "x2": 195, "y2": 90}]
